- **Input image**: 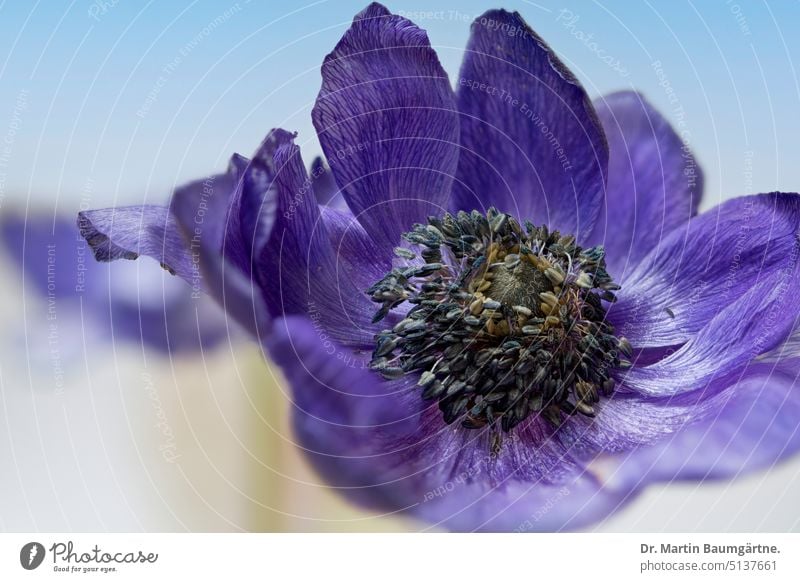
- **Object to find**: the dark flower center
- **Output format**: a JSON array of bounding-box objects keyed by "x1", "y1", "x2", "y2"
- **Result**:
[{"x1": 367, "y1": 208, "x2": 631, "y2": 433}]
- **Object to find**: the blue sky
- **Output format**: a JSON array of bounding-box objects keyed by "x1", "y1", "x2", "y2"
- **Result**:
[{"x1": 0, "y1": 0, "x2": 797, "y2": 214}]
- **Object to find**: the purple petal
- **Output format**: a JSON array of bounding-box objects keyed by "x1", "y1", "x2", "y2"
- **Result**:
[
  {"x1": 182, "y1": 236, "x2": 271, "y2": 340},
  {"x1": 311, "y1": 3, "x2": 460, "y2": 251},
  {"x1": 267, "y1": 315, "x2": 638, "y2": 531},
  {"x1": 269, "y1": 314, "x2": 800, "y2": 530},
  {"x1": 103, "y1": 260, "x2": 233, "y2": 353},
  {"x1": 168, "y1": 169, "x2": 238, "y2": 260},
  {"x1": 3, "y1": 211, "x2": 230, "y2": 353},
  {"x1": 254, "y1": 133, "x2": 378, "y2": 346},
  {"x1": 611, "y1": 192, "x2": 800, "y2": 348},
  {"x1": 78, "y1": 204, "x2": 196, "y2": 284},
  {"x1": 254, "y1": 131, "x2": 327, "y2": 315},
  {"x1": 166, "y1": 157, "x2": 273, "y2": 338},
  {"x1": 322, "y1": 206, "x2": 391, "y2": 292},
  {"x1": 321, "y1": 206, "x2": 393, "y2": 344},
  {"x1": 266, "y1": 317, "x2": 422, "y2": 501},
  {"x1": 219, "y1": 134, "x2": 287, "y2": 279},
  {"x1": 556, "y1": 361, "x2": 790, "y2": 459},
  {"x1": 587, "y1": 91, "x2": 703, "y2": 277},
  {"x1": 612, "y1": 362, "x2": 800, "y2": 489},
  {"x1": 622, "y1": 269, "x2": 800, "y2": 396},
  {"x1": 451, "y1": 10, "x2": 608, "y2": 240},
  {"x1": 416, "y1": 470, "x2": 633, "y2": 532},
  {"x1": 78, "y1": 176, "x2": 271, "y2": 338},
  {"x1": 2, "y1": 211, "x2": 90, "y2": 298},
  {"x1": 310, "y1": 156, "x2": 347, "y2": 210}
]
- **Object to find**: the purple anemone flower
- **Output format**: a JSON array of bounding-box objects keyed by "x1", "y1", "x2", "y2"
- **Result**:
[
  {"x1": 76, "y1": 4, "x2": 800, "y2": 531},
  {"x1": 1, "y1": 211, "x2": 230, "y2": 355}
]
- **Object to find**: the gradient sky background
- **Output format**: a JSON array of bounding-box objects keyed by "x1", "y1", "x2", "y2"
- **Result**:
[
  {"x1": 0, "y1": 0, "x2": 798, "y2": 215},
  {"x1": 1, "y1": 1, "x2": 800, "y2": 532}
]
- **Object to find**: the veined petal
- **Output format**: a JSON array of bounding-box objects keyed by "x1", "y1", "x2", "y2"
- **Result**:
[
  {"x1": 611, "y1": 192, "x2": 800, "y2": 348},
  {"x1": 168, "y1": 169, "x2": 239, "y2": 261},
  {"x1": 266, "y1": 316, "x2": 423, "y2": 507},
  {"x1": 269, "y1": 315, "x2": 800, "y2": 531},
  {"x1": 180, "y1": 234, "x2": 271, "y2": 340},
  {"x1": 80, "y1": 164, "x2": 240, "y2": 289},
  {"x1": 78, "y1": 204, "x2": 195, "y2": 283},
  {"x1": 321, "y1": 206, "x2": 393, "y2": 346},
  {"x1": 451, "y1": 10, "x2": 608, "y2": 241},
  {"x1": 310, "y1": 156, "x2": 346, "y2": 210},
  {"x1": 166, "y1": 157, "x2": 273, "y2": 338},
  {"x1": 78, "y1": 169, "x2": 271, "y2": 337},
  {"x1": 322, "y1": 206, "x2": 390, "y2": 292},
  {"x1": 267, "y1": 315, "x2": 636, "y2": 531},
  {"x1": 255, "y1": 133, "x2": 378, "y2": 346},
  {"x1": 610, "y1": 362, "x2": 800, "y2": 490},
  {"x1": 622, "y1": 269, "x2": 800, "y2": 396},
  {"x1": 311, "y1": 2, "x2": 460, "y2": 252},
  {"x1": 220, "y1": 133, "x2": 286, "y2": 278},
  {"x1": 3, "y1": 212, "x2": 231, "y2": 352},
  {"x1": 587, "y1": 91, "x2": 703, "y2": 277}
]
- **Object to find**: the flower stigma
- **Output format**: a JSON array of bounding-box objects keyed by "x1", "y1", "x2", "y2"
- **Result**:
[{"x1": 367, "y1": 208, "x2": 631, "y2": 434}]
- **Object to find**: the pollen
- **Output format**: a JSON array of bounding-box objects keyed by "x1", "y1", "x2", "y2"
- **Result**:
[{"x1": 366, "y1": 208, "x2": 630, "y2": 433}]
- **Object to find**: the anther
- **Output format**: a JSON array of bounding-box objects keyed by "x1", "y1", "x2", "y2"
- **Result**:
[{"x1": 367, "y1": 208, "x2": 626, "y2": 437}]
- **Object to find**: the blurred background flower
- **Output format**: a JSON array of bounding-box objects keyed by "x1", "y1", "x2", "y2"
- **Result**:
[{"x1": 1, "y1": 211, "x2": 231, "y2": 353}]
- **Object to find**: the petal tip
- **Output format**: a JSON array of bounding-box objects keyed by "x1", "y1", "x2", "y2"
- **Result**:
[
  {"x1": 598, "y1": 89, "x2": 648, "y2": 107},
  {"x1": 254, "y1": 128, "x2": 298, "y2": 166},
  {"x1": 356, "y1": 2, "x2": 391, "y2": 20},
  {"x1": 77, "y1": 210, "x2": 139, "y2": 263},
  {"x1": 228, "y1": 152, "x2": 250, "y2": 176}
]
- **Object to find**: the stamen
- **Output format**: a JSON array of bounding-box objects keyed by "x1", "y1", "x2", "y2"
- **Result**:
[{"x1": 366, "y1": 208, "x2": 629, "y2": 435}]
